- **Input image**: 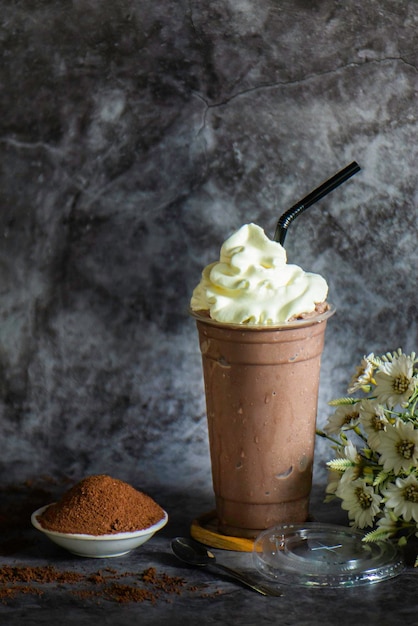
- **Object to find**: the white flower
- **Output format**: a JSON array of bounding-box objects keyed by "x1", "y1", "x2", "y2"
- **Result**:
[
  {"x1": 359, "y1": 399, "x2": 388, "y2": 449},
  {"x1": 377, "y1": 420, "x2": 418, "y2": 474},
  {"x1": 375, "y1": 511, "x2": 400, "y2": 536},
  {"x1": 338, "y1": 478, "x2": 382, "y2": 528},
  {"x1": 320, "y1": 348, "x2": 418, "y2": 547},
  {"x1": 326, "y1": 473, "x2": 340, "y2": 497},
  {"x1": 347, "y1": 353, "x2": 376, "y2": 393},
  {"x1": 374, "y1": 353, "x2": 416, "y2": 408},
  {"x1": 344, "y1": 440, "x2": 360, "y2": 463},
  {"x1": 324, "y1": 405, "x2": 360, "y2": 435},
  {"x1": 326, "y1": 441, "x2": 363, "y2": 500},
  {"x1": 383, "y1": 474, "x2": 418, "y2": 523}
]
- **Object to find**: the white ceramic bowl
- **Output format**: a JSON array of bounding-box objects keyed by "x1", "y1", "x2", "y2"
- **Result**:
[{"x1": 31, "y1": 504, "x2": 168, "y2": 558}]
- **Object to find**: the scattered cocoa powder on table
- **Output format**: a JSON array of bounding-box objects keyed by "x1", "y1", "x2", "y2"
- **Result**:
[
  {"x1": 0, "y1": 565, "x2": 216, "y2": 605},
  {"x1": 0, "y1": 564, "x2": 84, "y2": 584},
  {"x1": 0, "y1": 565, "x2": 84, "y2": 603},
  {"x1": 37, "y1": 474, "x2": 165, "y2": 535}
]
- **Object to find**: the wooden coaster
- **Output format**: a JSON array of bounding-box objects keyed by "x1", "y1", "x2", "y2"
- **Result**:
[{"x1": 190, "y1": 510, "x2": 255, "y2": 552}]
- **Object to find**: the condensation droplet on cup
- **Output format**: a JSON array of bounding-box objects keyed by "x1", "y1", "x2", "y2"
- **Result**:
[
  {"x1": 299, "y1": 455, "x2": 309, "y2": 472},
  {"x1": 275, "y1": 466, "x2": 293, "y2": 479},
  {"x1": 200, "y1": 340, "x2": 210, "y2": 355}
]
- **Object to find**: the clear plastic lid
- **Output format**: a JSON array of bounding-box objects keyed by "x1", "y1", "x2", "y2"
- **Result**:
[{"x1": 253, "y1": 522, "x2": 404, "y2": 588}]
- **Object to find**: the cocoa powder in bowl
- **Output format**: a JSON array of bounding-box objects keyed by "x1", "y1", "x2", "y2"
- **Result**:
[{"x1": 37, "y1": 475, "x2": 165, "y2": 535}]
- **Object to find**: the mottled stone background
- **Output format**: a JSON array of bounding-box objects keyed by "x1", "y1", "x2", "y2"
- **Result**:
[{"x1": 0, "y1": 1, "x2": 417, "y2": 512}]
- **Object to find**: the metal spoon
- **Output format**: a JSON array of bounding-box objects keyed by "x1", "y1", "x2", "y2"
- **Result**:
[{"x1": 171, "y1": 536, "x2": 281, "y2": 597}]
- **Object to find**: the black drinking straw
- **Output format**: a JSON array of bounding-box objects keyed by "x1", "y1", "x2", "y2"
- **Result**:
[{"x1": 273, "y1": 161, "x2": 361, "y2": 245}]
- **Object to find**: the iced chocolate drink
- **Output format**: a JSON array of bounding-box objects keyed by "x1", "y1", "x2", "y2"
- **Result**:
[
  {"x1": 192, "y1": 308, "x2": 333, "y2": 537},
  {"x1": 191, "y1": 224, "x2": 334, "y2": 537}
]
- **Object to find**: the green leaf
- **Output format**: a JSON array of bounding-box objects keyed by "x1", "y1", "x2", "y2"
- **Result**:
[
  {"x1": 373, "y1": 471, "x2": 389, "y2": 487},
  {"x1": 362, "y1": 528, "x2": 392, "y2": 543},
  {"x1": 326, "y1": 458, "x2": 354, "y2": 472},
  {"x1": 362, "y1": 447, "x2": 374, "y2": 460},
  {"x1": 328, "y1": 397, "x2": 358, "y2": 406}
]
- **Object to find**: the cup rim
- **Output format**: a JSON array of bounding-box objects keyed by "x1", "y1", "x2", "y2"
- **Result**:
[{"x1": 189, "y1": 303, "x2": 336, "y2": 330}]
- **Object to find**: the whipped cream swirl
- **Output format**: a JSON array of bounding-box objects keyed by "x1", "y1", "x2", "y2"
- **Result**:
[{"x1": 190, "y1": 223, "x2": 328, "y2": 325}]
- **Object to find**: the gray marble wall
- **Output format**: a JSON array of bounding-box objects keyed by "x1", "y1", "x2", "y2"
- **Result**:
[{"x1": 0, "y1": 1, "x2": 417, "y2": 504}]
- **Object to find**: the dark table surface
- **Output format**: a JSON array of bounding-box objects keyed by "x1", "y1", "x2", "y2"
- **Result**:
[{"x1": 1, "y1": 479, "x2": 417, "y2": 626}]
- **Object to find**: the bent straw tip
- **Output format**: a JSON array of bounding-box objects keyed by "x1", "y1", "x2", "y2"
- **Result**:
[{"x1": 273, "y1": 160, "x2": 361, "y2": 244}]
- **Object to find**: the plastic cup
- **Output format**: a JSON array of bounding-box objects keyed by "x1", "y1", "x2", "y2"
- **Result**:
[{"x1": 192, "y1": 306, "x2": 335, "y2": 538}]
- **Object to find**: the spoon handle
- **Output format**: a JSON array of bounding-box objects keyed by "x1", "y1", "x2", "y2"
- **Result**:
[{"x1": 210, "y1": 562, "x2": 282, "y2": 597}]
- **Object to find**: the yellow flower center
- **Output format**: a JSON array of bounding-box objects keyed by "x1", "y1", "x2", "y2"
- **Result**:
[
  {"x1": 392, "y1": 374, "x2": 410, "y2": 394},
  {"x1": 403, "y1": 485, "x2": 418, "y2": 504},
  {"x1": 371, "y1": 415, "x2": 385, "y2": 431},
  {"x1": 396, "y1": 439, "x2": 415, "y2": 459},
  {"x1": 355, "y1": 487, "x2": 373, "y2": 509},
  {"x1": 344, "y1": 411, "x2": 359, "y2": 425}
]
